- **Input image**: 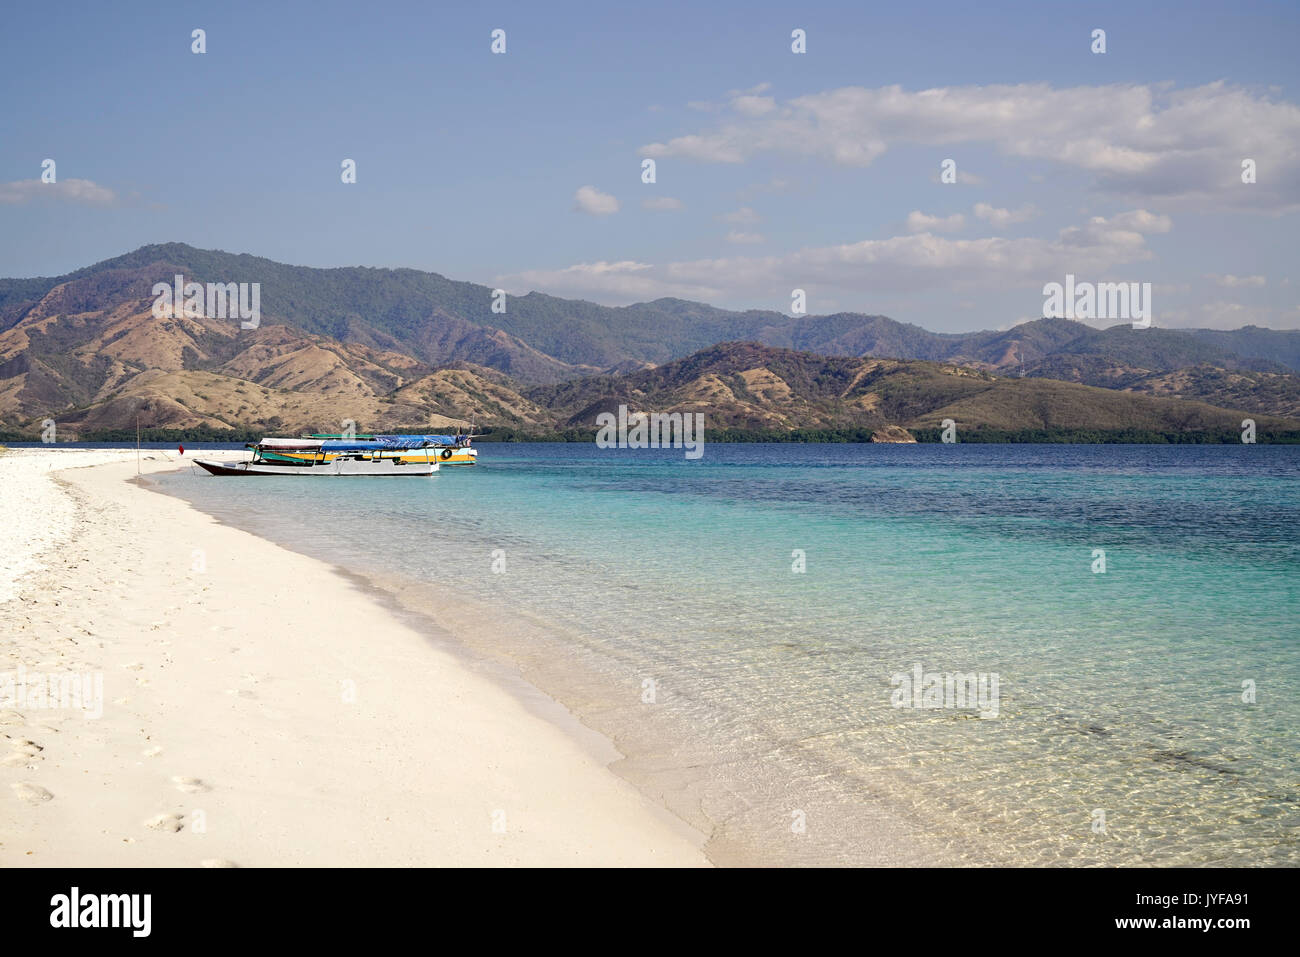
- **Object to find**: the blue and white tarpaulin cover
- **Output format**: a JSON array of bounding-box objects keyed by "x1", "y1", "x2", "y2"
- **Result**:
[
  {"x1": 372, "y1": 434, "x2": 459, "y2": 446},
  {"x1": 260, "y1": 434, "x2": 462, "y2": 451},
  {"x1": 313, "y1": 436, "x2": 459, "y2": 451}
]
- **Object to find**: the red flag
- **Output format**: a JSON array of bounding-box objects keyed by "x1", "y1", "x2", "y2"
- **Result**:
[{"x1": 179, "y1": 444, "x2": 185, "y2": 456}]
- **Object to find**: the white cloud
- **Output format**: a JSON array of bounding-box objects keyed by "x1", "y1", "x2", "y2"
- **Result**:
[
  {"x1": 1208, "y1": 273, "x2": 1266, "y2": 287},
  {"x1": 906, "y1": 211, "x2": 965, "y2": 233},
  {"x1": 725, "y1": 231, "x2": 765, "y2": 244},
  {"x1": 1109, "y1": 209, "x2": 1172, "y2": 233},
  {"x1": 720, "y1": 206, "x2": 761, "y2": 224},
  {"x1": 733, "y1": 95, "x2": 777, "y2": 117},
  {"x1": 573, "y1": 185, "x2": 619, "y2": 216},
  {"x1": 0, "y1": 178, "x2": 117, "y2": 205},
  {"x1": 1160, "y1": 300, "x2": 1297, "y2": 329},
  {"x1": 642, "y1": 196, "x2": 684, "y2": 211},
  {"x1": 642, "y1": 81, "x2": 1300, "y2": 211},
  {"x1": 497, "y1": 260, "x2": 672, "y2": 301},
  {"x1": 972, "y1": 203, "x2": 1037, "y2": 228},
  {"x1": 694, "y1": 82, "x2": 774, "y2": 115},
  {"x1": 498, "y1": 209, "x2": 1168, "y2": 307}
]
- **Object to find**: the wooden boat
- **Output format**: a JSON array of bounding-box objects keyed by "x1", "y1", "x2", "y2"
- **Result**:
[{"x1": 194, "y1": 436, "x2": 442, "y2": 476}]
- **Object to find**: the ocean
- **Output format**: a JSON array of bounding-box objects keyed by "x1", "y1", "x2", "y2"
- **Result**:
[{"x1": 153, "y1": 443, "x2": 1299, "y2": 866}]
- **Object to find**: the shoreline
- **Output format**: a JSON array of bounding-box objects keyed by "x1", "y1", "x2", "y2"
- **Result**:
[
  {"x1": 0, "y1": 448, "x2": 709, "y2": 867},
  {"x1": 145, "y1": 444, "x2": 1300, "y2": 868},
  {"x1": 145, "y1": 459, "x2": 970, "y2": 867}
]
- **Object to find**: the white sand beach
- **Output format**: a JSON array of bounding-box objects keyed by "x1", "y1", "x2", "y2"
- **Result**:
[{"x1": 0, "y1": 448, "x2": 708, "y2": 867}]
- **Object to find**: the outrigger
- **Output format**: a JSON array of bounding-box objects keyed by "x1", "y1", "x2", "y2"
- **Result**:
[{"x1": 194, "y1": 436, "x2": 445, "y2": 476}]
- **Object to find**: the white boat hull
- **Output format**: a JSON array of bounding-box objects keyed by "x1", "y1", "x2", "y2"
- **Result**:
[{"x1": 195, "y1": 458, "x2": 439, "y2": 476}]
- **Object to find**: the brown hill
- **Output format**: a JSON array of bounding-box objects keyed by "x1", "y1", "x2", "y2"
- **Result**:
[
  {"x1": 0, "y1": 277, "x2": 543, "y2": 437},
  {"x1": 2, "y1": 246, "x2": 1298, "y2": 440},
  {"x1": 528, "y1": 342, "x2": 1298, "y2": 437}
]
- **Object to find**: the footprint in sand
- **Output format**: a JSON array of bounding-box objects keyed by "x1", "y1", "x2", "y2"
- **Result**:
[
  {"x1": 0, "y1": 711, "x2": 24, "y2": 726},
  {"x1": 144, "y1": 813, "x2": 184, "y2": 832},
  {"x1": 200, "y1": 859, "x2": 238, "y2": 868},
  {"x1": 2, "y1": 741, "x2": 44, "y2": 767},
  {"x1": 11, "y1": 782, "x2": 53, "y2": 804},
  {"x1": 172, "y1": 776, "x2": 210, "y2": 793},
  {"x1": 141, "y1": 746, "x2": 163, "y2": 758}
]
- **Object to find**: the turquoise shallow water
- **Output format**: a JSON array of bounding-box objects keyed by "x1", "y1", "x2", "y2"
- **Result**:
[{"x1": 158, "y1": 443, "x2": 1299, "y2": 865}]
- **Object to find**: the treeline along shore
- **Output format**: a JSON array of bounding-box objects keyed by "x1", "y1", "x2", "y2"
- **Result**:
[{"x1": 8, "y1": 425, "x2": 1298, "y2": 445}]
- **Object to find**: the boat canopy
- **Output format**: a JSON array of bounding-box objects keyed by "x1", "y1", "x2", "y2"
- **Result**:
[
  {"x1": 372, "y1": 434, "x2": 459, "y2": 446},
  {"x1": 257, "y1": 434, "x2": 458, "y2": 452},
  {"x1": 258, "y1": 437, "x2": 322, "y2": 450},
  {"x1": 318, "y1": 438, "x2": 441, "y2": 451},
  {"x1": 303, "y1": 433, "x2": 461, "y2": 446}
]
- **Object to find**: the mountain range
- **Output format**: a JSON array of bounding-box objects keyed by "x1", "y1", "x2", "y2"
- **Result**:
[{"x1": 2, "y1": 243, "x2": 1298, "y2": 440}]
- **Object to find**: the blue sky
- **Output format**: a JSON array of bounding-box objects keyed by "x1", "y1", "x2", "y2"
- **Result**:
[{"x1": 2, "y1": 0, "x2": 1297, "y2": 331}]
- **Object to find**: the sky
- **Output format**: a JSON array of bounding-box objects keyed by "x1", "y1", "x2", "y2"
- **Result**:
[{"x1": 1, "y1": 0, "x2": 1298, "y2": 332}]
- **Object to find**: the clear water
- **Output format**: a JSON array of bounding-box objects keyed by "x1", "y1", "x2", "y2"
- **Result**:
[{"x1": 156, "y1": 444, "x2": 1300, "y2": 866}]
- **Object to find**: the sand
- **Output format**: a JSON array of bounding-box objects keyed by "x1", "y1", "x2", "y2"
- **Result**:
[{"x1": 0, "y1": 448, "x2": 708, "y2": 867}]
